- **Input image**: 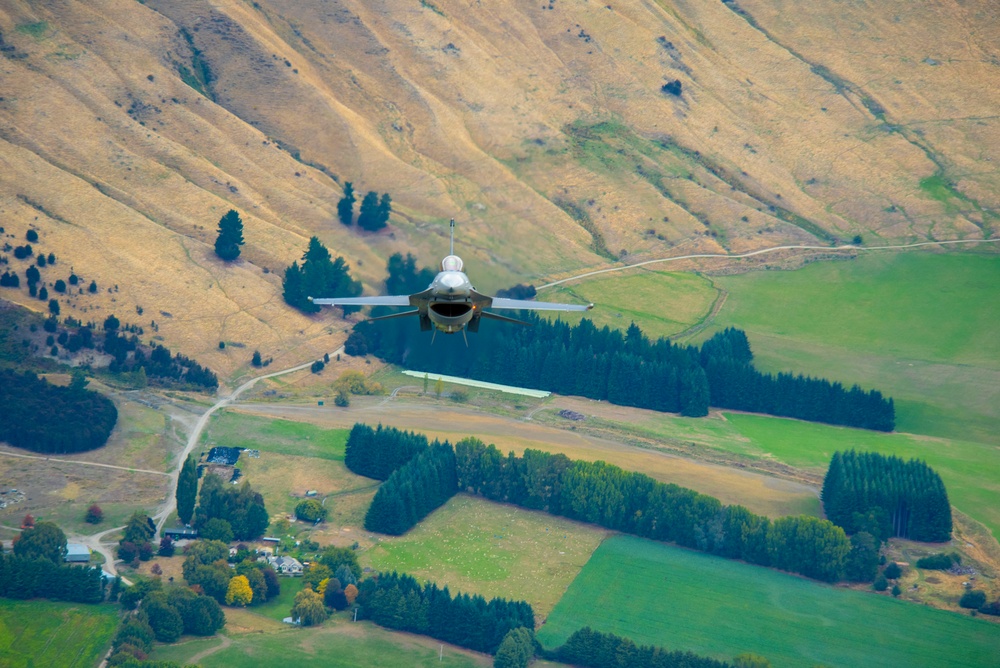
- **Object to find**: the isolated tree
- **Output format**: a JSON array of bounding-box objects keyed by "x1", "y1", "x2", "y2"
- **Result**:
[
  {"x1": 873, "y1": 574, "x2": 889, "y2": 592},
  {"x1": 177, "y1": 454, "x2": 198, "y2": 525},
  {"x1": 88, "y1": 280, "x2": 97, "y2": 293},
  {"x1": 214, "y1": 209, "x2": 245, "y2": 261},
  {"x1": 356, "y1": 191, "x2": 381, "y2": 231},
  {"x1": 377, "y1": 193, "x2": 392, "y2": 228},
  {"x1": 47, "y1": 252, "x2": 55, "y2": 264},
  {"x1": 38, "y1": 286, "x2": 48, "y2": 301},
  {"x1": 291, "y1": 588, "x2": 328, "y2": 626},
  {"x1": 85, "y1": 503, "x2": 104, "y2": 524},
  {"x1": 158, "y1": 536, "x2": 175, "y2": 557},
  {"x1": 251, "y1": 350, "x2": 262, "y2": 367},
  {"x1": 337, "y1": 182, "x2": 356, "y2": 226},
  {"x1": 47, "y1": 298, "x2": 59, "y2": 316},
  {"x1": 54, "y1": 279, "x2": 66, "y2": 293},
  {"x1": 13, "y1": 521, "x2": 67, "y2": 563},
  {"x1": 225, "y1": 575, "x2": 253, "y2": 607},
  {"x1": 883, "y1": 562, "x2": 902, "y2": 580},
  {"x1": 891, "y1": 584, "x2": 902, "y2": 597},
  {"x1": 295, "y1": 499, "x2": 327, "y2": 522},
  {"x1": 26, "y1": 229, "x2": 39, "y2": 242}
]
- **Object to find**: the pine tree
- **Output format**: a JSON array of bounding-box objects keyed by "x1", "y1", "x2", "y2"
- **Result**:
[
  {"x1": 337, "y1": 182, "x2": 356, "y2": 226},
  {"x1": 357, "y1": 191, "x2": 382, "y2": 231},
  {"x1": 176, "y1": 454, "x2": 198, "y2": 525},
  {"x1": 214, "y1": 209, "x2": 245, "y2": 261}
]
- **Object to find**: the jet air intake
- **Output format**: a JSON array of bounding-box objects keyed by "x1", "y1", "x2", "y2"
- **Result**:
[{"x1": 429, "y1": 301, "x2": 474, "y2": 333}]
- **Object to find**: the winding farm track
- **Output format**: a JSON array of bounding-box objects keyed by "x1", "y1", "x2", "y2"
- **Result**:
[
  {"x1": 535, "y1": 238, "x2": 1000, "y2": 290},
  {"x1": 0, "y1": 450, "x2": 169, "y2": 476},
  {"x1": 151, "y1": 347, "x2": 345, "y2": 536}
]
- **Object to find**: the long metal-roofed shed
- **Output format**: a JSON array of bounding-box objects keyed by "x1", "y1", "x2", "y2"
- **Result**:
[
  {"x1": 65, "y1": 543, "x2": 91, "y2": 563},
  {"x1": 163, "y1": 528, "x2": 199, "y2": 540}
]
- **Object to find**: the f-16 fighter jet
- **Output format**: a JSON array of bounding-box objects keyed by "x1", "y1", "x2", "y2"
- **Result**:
[{"x1": 310, "y1": 220, "x2": 593, "y2": 339}]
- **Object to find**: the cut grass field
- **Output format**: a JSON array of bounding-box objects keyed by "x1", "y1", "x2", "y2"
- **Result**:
[
  {"x1": 700, "y1": 252, "x2": 1000, "y2": 445},
  {"x1": 542, "y1": 269, "x2": 719, "y2": 340},
  {"x1": 538, "y1": 536, "x2": 1000, "y2": 668},
  {"x1": 362, "y1": 494, "x2": 610, "y2": 618},
  {"x1": 203, "y1": 410, "x2": 349, "y2": 461},
  {"x1": 150, "y1": 616, "x2": 490, "y2": 667},
  {"x1": 0, "y1": 600, "x2": 119, "y2": 668}
]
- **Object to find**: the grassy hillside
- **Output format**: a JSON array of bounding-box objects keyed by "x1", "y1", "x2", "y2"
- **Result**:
[
  {"x1": 1, "y1": 0, "x2": 996, "y2": 371},
  {"x1": 0, "y1": 600, "x2": 119, "y2": 668},
  {"x1": 538, "y1": 536, "x2": 1000, "y2": 668}
]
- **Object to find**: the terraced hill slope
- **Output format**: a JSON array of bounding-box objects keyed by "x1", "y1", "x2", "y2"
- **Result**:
[{"x1": 0, "y1": 0, "x2": 996, "y2": 371}]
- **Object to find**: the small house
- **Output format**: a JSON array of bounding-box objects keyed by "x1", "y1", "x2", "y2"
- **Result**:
[
  {"x1": 65, "y1": 543, "x2": 91, "y2": 563},
  {"x1": 268, "y1": 555, "x2": 303, "y2": 576}
]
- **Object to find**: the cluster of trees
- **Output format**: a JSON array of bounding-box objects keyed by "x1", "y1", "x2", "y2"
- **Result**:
[
  {"x1": 357, "y1": 571, "x2": 535, "y2": 654},
  {"x1": 0, "y1": 270, "x2": 20, "y2": 287},
  {"x1": 118, "y1": 511, "x2": 157, "y2": 564},
  {"x1": 337, "y1": 182, "x2": 393, "y2": 231},
  {"x1": 555, "y1": 627, "x2": 732, "y2": 668},
  {"x1": 364, "y1": 442, "x2": 457, "y2": 535},
  {"x1": 702, "y1": 329, "x2": 894, "y2": 431},
  {"x1": 213, "y1": 209, "x2": 244, "y2": 262},
  {"x1": 182, "y1": 539, "x2": 280, "y2": 606},
  {"x1": 100, "y1": 315, "x2": 217, "y2": 389},
  {"x1": 111, "y1": 580, "x2": 224, "y2": 665},
  {"x1": 176, "y1": 455, "x2": 198, "y2": 525},
  {"x1": 0, "y1": 368, "x2": 118, "y2": 453},
  {"x1": 193, "y1": 474, "x2": 270, "y2": 541},
  {"x1": 282, "y1": 236, "x2": 362, "y2": 314},
  {"x1": 0, "y1": 521, "x2": 105, "y2": 603},
  {"x1": 454, "y1": 438, "x2": 853, "y2": 582},
  {"x1": 822, "y1": 451, "x2": 952, "y2": 542},
  {"x1": 348, "y1": 258, "x2": 893, "y2": 428},
  {"x1": 345, "y1": 423, "x2": 430, "y2": 480},
  {"x1": 915, "y1": 552, "x2": 961, "y2": 570},
  {"x1": 285, "y1": 546, "x2": 362, "y2": 626}
]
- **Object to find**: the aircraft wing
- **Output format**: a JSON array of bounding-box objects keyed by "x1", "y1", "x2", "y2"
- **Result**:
[
  {"x1": 489, "y1": 297, "x2": 594, "y2": 312},
  {"x1": 309, "y1": 296, "x2": 412, "y2": 307}
]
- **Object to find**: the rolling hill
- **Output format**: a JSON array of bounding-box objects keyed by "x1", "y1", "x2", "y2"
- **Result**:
[{"x1": 0, "y1": 0, "x2": 996, "y2": 371}]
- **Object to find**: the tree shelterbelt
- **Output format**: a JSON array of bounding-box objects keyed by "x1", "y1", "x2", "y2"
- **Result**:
[
  {"x1": 364, "y1": 442, "x2": 457, "y2": 535},
  {"x1": 357, "y1": 571, "x2": 534, "y2": 655},
  {"x1": 0, "y1": 369, "x2": 117, "y2": 454},
  {"x1": 345, "y1": 423, "x2": 429, "y2": 480},
  {"x1": 346, "y1": 423, "x2": 857, "y2": 583},
  {"x1": 555, "y1": 627, "x2": 732, "y2": 668},
  {"x1": 346, "y1": 258, "x2": 894, "y2": 430},
  {"x1": 822, "y1": 450, "x2": 952, "y2": 542}
]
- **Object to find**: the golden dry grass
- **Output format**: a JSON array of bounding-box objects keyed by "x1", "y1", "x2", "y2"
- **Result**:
[
  {"x1": 0, "y1": 0, "x2": 996, "y2": 375},
  {"x1": 233, "y1": 399, "x2": 819, "y2": 518}
]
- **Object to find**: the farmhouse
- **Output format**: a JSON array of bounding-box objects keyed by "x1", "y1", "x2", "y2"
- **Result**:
[
  {"x1": 268, "y1": 555, "x2": 303, "y2": 575},
  {"x1": 65, "y1": 543, "x2": 91, "y2": 563}
]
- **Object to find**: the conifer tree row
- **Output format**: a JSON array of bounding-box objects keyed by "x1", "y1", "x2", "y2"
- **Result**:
[
  {"x1": 455, "y1": 437, "x2": 852, "y2": 582},
  {"x1": 822, "y1": 450, "x2": 952, "y2": 542},
  {"x1": 555, "y1": 627, "x2": 732, "y2": 668},
  {"x1": 357, "y1": 571, "x2": 534, "y2": 654},
  {"x1": 0, "y1": 555, "x2": 106, "y2": 603},
  {"x1": 346, "y1": 259, "x2": 894, "y2": 429},
  {"x1": 0, "y1": 369, "x2": 118, "y2": 454},
  {"x1": 345, "y1": 423, "x2": 429, "y2": 480},
  {"x1": 346, "y1": 423, "x2": 856, "y2": 582},
  {"x1": 363, "y1": 442, "x2": 457, "y2": 535}
]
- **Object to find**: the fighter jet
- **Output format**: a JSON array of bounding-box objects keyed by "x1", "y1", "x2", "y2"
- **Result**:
[{"x1": 310, "y1": 220, "x2": 593, "y2": 339}]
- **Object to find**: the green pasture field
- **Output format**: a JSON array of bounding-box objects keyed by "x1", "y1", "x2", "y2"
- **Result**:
[
  {"x1": 575, "y1": 404, "x2": 999, "y2": 539},
  {"x1": 250, "y1": 576, "x2": 307, "y2": 622},
  {"x1": 203, "y1": 411, "x2": 348, "y2": 460},
  {"x1": 543, "y1": 268, "x2": 719, "y2": 339},
  {"x1": 363, "y1": 494, "x2": 609, "y2": 618},
  {"x1": 702, "y1": 251, "x2": 1000, "y2": 444},
  {"x1": 723, "y1": 413, "x2": 1000, "y2": 539},
  {"x1": 538, "y1": 536, "x2": 1000, "y2": 668},
  {"x1": 150, "y1": 616, "x2": 489, "y2": 667},
  {"x1": 0, "y1": 600, "x2": 119, "y2": 668}
]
